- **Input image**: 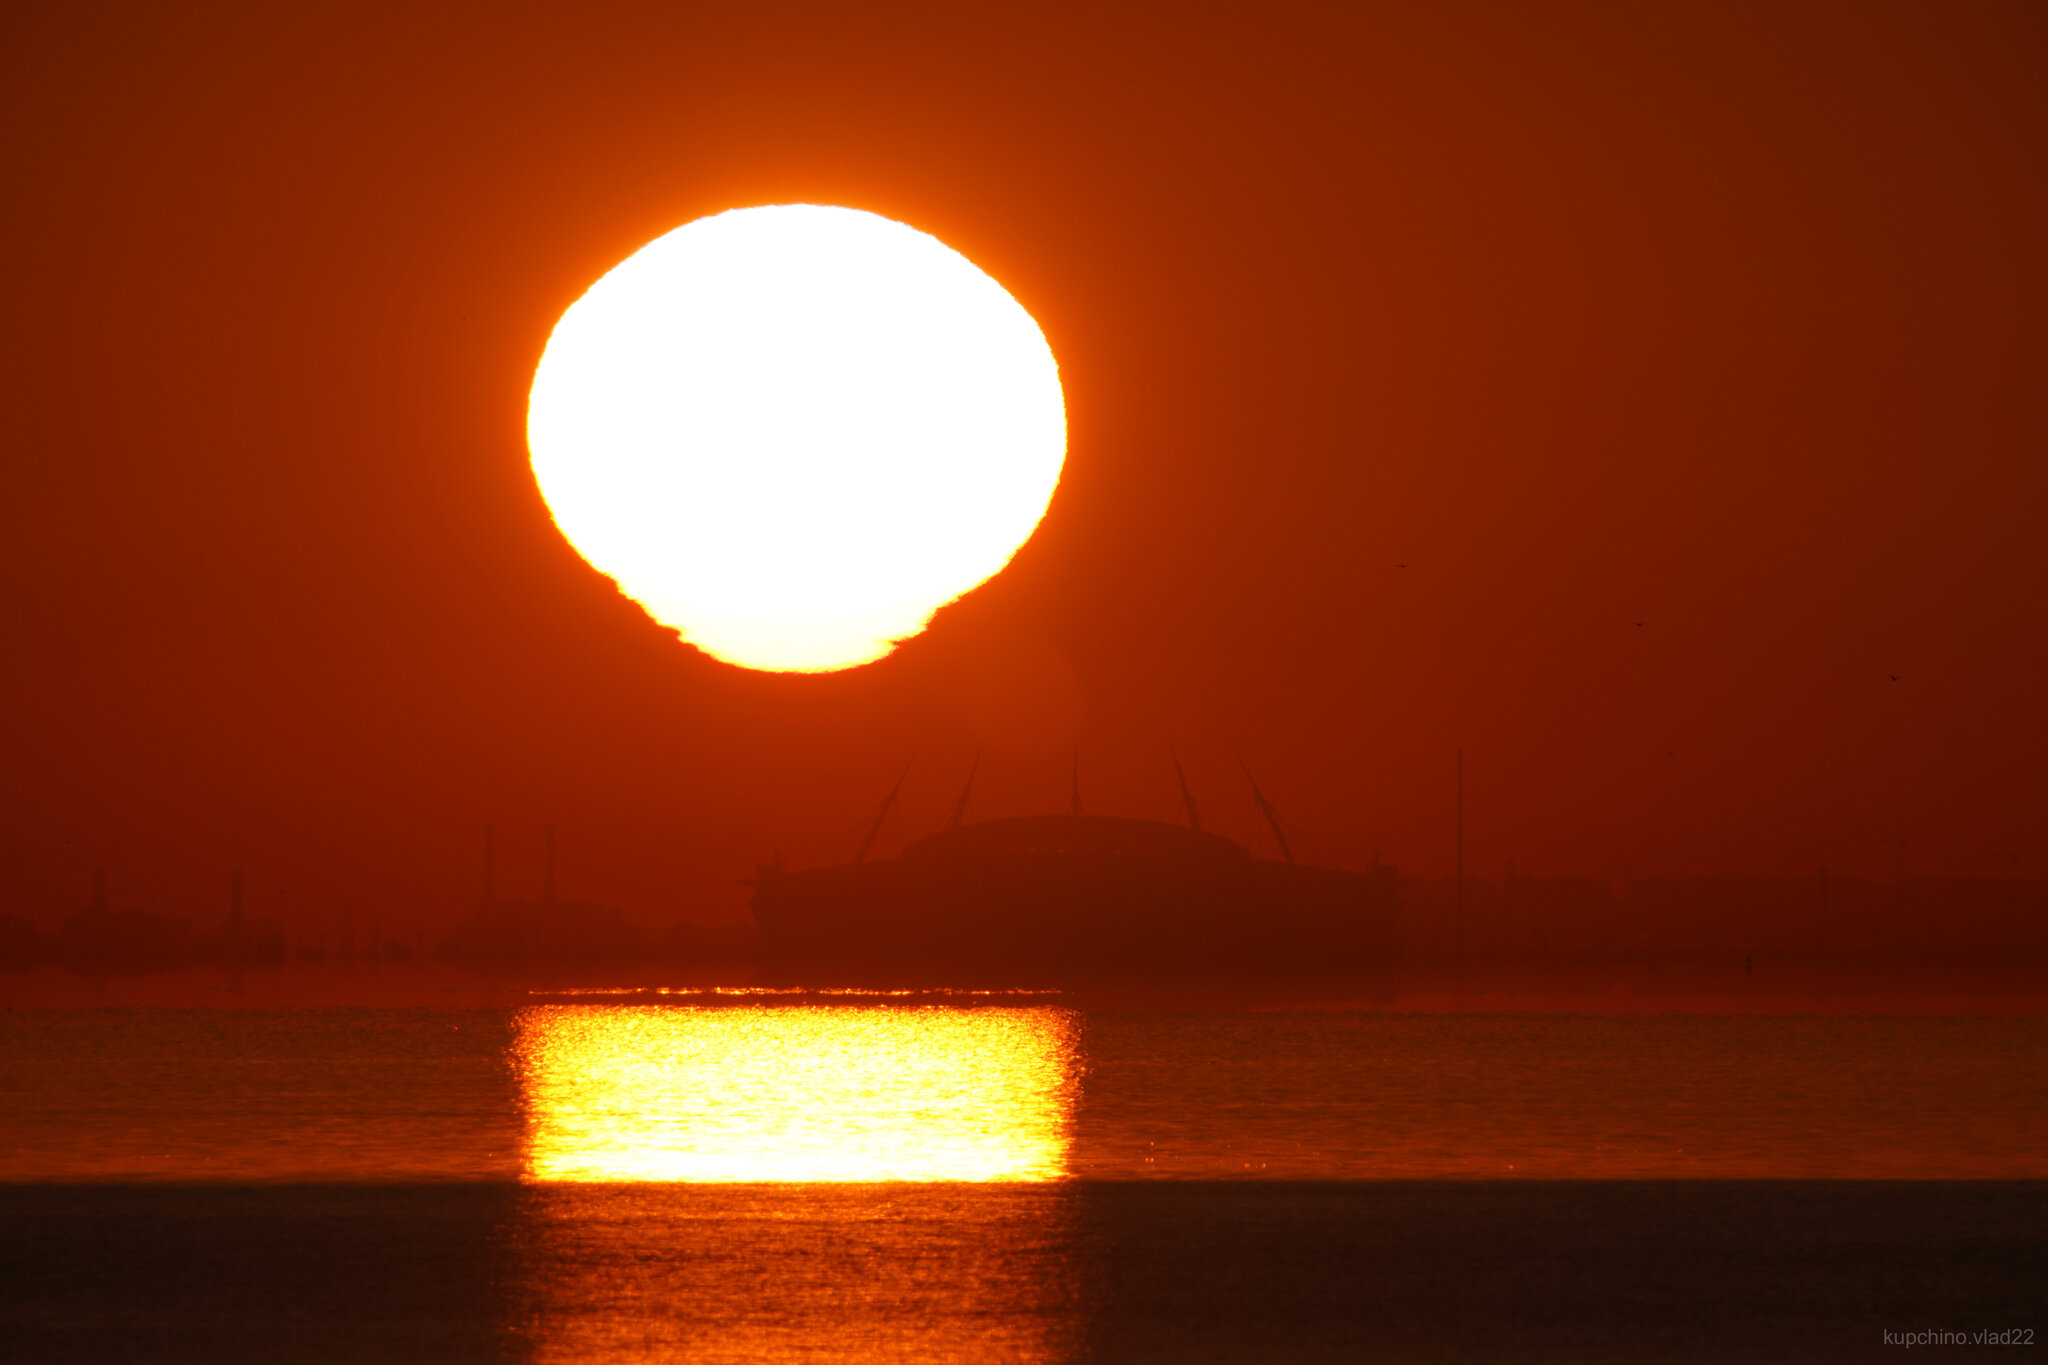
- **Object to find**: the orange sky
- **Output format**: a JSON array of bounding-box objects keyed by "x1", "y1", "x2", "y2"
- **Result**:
[{"x1": 2, "y1": 0, "x2": 2044, "y2": 930}]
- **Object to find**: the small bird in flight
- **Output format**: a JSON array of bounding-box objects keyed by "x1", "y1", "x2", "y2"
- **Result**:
[{"x1": 1890, "y1": 674, "x2": 1900, "y2": 682}]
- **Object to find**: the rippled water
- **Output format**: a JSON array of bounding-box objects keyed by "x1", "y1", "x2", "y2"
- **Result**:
[
  {"x1": 5, "y1": 1006, "x2": 2044, "y2": 1182},
  {"x1": 516, "y1": 1006, "x2": 1078, "y2": 1182},
  {"x1": 3, "y1": 1006, "x2": 2044, "y2": 1362}
]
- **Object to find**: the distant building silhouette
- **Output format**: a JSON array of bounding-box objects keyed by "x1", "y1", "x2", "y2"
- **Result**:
[
  {"x1": 1400, "y1": 871, "x2": 2048, "y2": 964},
  {"x1": 441, "y1": 825, "x2": 639, "y2": 963},
  {"x1": 752, "y1": 811, "x2": 1401, "y2": 983},
  {"x1": 217, "y1": 869, "x2": 286, "y2": 967},
  {"x1": 0, "y1": 913, "x2": 45, "y2": 970},
  {"x1": 57, "y1": 872, "x2": 205, "y2": 972}
]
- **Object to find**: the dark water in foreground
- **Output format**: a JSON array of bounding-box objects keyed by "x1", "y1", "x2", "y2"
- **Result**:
[
  {"x1": 9, "y1": 1181, "x2": 2042, "y2": 1363},
  {"x1": 3, "y1": 1007, "x2": 2044, "y2": 1361}
]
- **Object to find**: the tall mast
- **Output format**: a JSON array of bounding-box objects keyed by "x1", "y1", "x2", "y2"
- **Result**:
[
  {"x1": 1454, "y1": 748, "x2": 1464, "y2": 960},
  {"x1": 856, "y1": 761, "x2": 913, "y2": 864},
  {"x1": 1170, "y1": 747, "x2": 1205, "y2": 833},
  {"x1": 949, "y1": 751, "x2": 980, "y2": 830},
  {"x1": 1239, "y1": 759, "x2": 1295, "y2": 865}
]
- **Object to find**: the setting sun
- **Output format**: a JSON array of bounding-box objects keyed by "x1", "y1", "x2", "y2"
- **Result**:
[{"x1": 527, "y1": 204, "x2": 1066, "y2": 673}]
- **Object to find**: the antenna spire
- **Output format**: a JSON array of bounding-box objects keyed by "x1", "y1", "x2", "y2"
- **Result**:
[
  {"x1": 544, "y1": 824, "x2": 557, "y2": 904},
  {"x1": 1170, "y1": 747, "x2": 1205, "y2": 833}
]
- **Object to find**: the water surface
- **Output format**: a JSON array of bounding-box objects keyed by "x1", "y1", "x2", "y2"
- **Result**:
[
  {"x1": 3, "y1": 1006, "x2": 2043, "y2": 1362},
  {"x1": 6, "y1": 1006, "x2": 2043, "y2": 1181}
]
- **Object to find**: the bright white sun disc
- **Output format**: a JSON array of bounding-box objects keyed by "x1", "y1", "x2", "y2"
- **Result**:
[{"x1": 527, "y1": 204, "x2": 1066, "y2": 672}]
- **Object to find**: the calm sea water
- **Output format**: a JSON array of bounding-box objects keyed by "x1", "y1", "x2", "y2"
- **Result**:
[{"x1": 3, "y1": 1005, "x2": 2044, "y2": 1361}]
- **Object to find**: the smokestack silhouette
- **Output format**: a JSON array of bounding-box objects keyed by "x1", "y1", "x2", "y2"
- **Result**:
[{"x1": 544, "y1": 824, "x2": 556, "y2": 905}]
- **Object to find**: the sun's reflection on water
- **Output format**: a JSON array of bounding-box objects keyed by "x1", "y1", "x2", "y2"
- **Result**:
[{"x1": 513, "y1": 1005, "x2": 1079, "y2": 1183}]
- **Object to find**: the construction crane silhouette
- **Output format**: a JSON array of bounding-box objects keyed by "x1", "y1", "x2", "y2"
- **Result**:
[
  {"x1": 1239, "y1": 759, "x2": 1296, "y2": 865},
  {"x1": 949, "y1": 752, "x2": 980, "y2": 831},
  {"x1": 855, "y1": 761, "x2": 913, "y2": 864}
]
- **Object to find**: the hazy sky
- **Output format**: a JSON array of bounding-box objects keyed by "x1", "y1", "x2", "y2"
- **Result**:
[{"x1": 3, "y1": 0, "x2": 2044, "y2": 928}]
